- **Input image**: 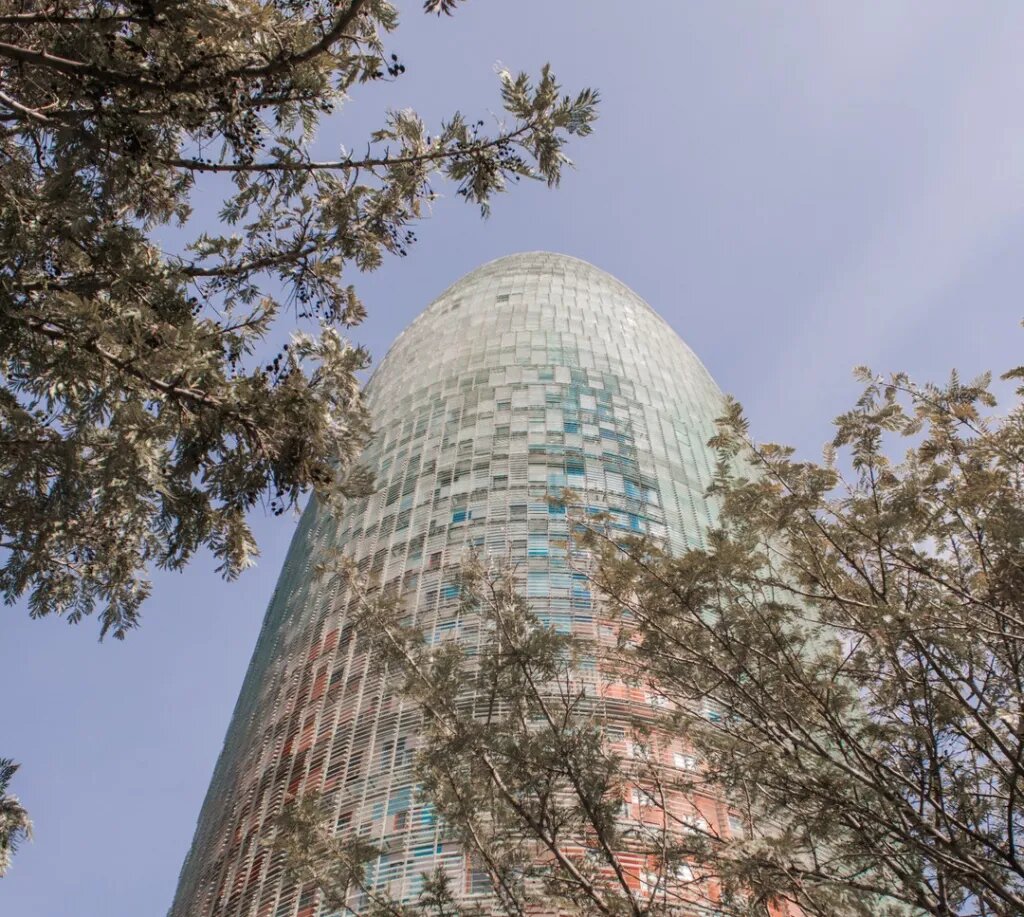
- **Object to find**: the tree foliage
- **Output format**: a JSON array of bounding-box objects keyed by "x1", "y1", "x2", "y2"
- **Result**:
[
  {"x1": 0, "y1": 758, "x2": 31, "y2": 876},
  {"x1": 590, "y1": 362, "x2": 1024, "y2": 916},
  {"x1": 276, "y1": 557, "x2": 778, "y2": 916},
  {"x1": 0, "y1": 0, "x2": 598, "y2": 638},
  {"x1": 279, "y1": 354, "x2": 1024, "y2": 917},
  {"x1": 272, "y1": 792, "x2": 480, "y2": 917}
]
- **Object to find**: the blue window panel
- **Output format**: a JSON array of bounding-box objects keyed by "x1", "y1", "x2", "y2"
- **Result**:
[
  {"x1": 564, "y1": 421, "x2": 580, "y2": 433},
  {"x1": 629, "y1": 514, "x2": 642, "y2": 531},
  {"x1": 372, "y1": 802, "x2": 384, "y2": 821},
  {"x1": 548, "y1": 502, "x2": 566, "y2": 516},
  {"x1": 527, "y1": 535, "x2": 548, "y2": 557},
  {"x1": 441, "y1": 583, "x2": 460, "y2": 600},
  {"x1": 571, "y1": 574, "x2": 592, "y2": 603},
  {"x1": 549, "y1": 612, "x2": 572, "y2": 633},
  {"x1": 527, "y1": 572, "x2": 548, "y2": 596},
  {"x1": 451, "y1": 509, "x2": 468, "y2": 523},
  {"x1": 388, "y1": 786, "x2": 412, "y2": 814},
  {"x1": 419, "y1": 805, "x2": 436, "y2": 827},
  {"x1": 624, "y1": 479, "x2": 642, "y2": 499}
]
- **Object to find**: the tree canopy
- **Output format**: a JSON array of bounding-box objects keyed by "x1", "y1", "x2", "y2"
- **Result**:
[
  {"x1": 595, "y1": 362, "x2": 1024, "y2": 917},
  {"x1": 0, "y1": 0, "x2": 598, "y2": 638},
  {"x1": 280, "y1": 354, "x2": 1024, "y2": 917},
  {"x1": 0, "y1": 758, "x2": 31, "y2": 877}
]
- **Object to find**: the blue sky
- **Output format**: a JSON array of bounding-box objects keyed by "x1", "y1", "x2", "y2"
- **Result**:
[{"x1": 3, "y1": 3, "x2": 1023, "y2": 915}]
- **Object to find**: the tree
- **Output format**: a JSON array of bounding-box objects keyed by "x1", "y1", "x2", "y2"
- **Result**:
[
  {"x1": 0, "y1": 0, "x2": 598, "y2": 639},
  {"x1": 277, "y1": 353, "x2": 1024, "y2": 917},
  {"x1": 273, "y1": 793, "x2": 481, "y2": 917},
  {"x1": 589, "y1": 361, "x2": 1024, "y2": 916},
  {"x1": 274, "y1": 557, "x2": 792, "y2": 916},
  {"x1": 0, "y1": 758, "x2": 31, "y2": 876}
]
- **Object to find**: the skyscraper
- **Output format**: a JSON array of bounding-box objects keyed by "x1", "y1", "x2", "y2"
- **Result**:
[{"x1": 172, "y1": 252, "x2": 728, "y2": 917}]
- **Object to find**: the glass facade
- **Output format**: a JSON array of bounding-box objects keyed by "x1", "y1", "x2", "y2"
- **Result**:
[{"x1": 171, "y1": 252, "x2": 727, "y2": 917}]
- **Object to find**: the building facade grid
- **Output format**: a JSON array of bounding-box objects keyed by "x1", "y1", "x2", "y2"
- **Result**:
[{"x1": 171, "y1": 253, "x2": 730, "y2": 917}]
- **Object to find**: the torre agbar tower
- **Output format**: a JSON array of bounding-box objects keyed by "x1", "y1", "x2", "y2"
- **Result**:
[{"x1": 172, "y1": 252, "x2": 732, "y2": 917}]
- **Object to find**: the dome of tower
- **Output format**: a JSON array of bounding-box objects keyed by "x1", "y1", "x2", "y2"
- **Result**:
[{"x1": 369, "y1": 252, "x2": 720, "y2": 438}]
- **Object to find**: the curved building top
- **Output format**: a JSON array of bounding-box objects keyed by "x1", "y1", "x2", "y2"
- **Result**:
[
  {"x1": 369, "y1": 252, "x2": 720, "y2": 434},
  {"x1": 362, "y1": 250, "x2": 725, "y2": 555}
]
